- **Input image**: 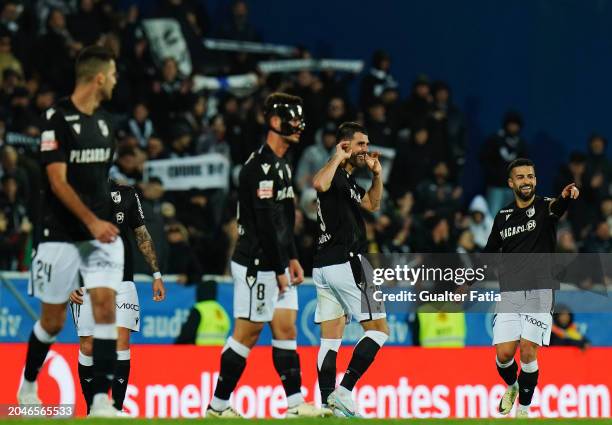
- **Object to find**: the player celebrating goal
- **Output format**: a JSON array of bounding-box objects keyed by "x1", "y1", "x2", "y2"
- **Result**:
[
  {"x1": 207, "y1": 93, "x2": 330, "y2": 418},
  {"x1": 70, "y1": 181, "x2": 166, "y2": 414},
  {"x1": 312, "y1": 122, "x2": 389, "y2": 417},
  {"x1": 17, "y1": 46, "x2": 123, "y2": 417},
  {"x1": 484, "y1": 158, "x2": 579, "y2": 418}
]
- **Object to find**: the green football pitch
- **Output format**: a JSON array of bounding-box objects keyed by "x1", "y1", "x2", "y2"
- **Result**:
[{"x1": 0, "y1": 419, "x2": 610, "y2": 424}]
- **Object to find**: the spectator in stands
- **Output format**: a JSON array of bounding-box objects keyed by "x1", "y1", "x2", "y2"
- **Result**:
[
  {"x1": 175, "y1": 281, "x2": 231, "y2": 345},
  {"x1": 418, "y1": 215, "x2": 455, "y2": 253},
  {"x1": 402, "y1": 74, "x2": 432, "y2": 130},
  {"x1": 389, "y1": 124, "x2": 434, "y2": 198},
  {"x1": 359, "y1": 49, "x2": 398, "y2": 111},
  {"x1": 165, "y1": 220, "x2": 203, "y2": 285},
  {"x1": 168, "y1": 122, "x2": 194, "y2": 158},
  {"x1": 109, "y1": 146, "x2": 143, "y2": 185},
  {"x1": 456, "y1": 230, "x2": 477, "y2": 254},
  {"x1": 582, "y1": 220, "x2": 612, "y2": 253},
  {"x1": 0, "y1": 145, "x2": 28, "y2": 201},
  {"x1": 219, "y1": 0, "x2": 260, "y2": 42},
  {"x1": 600, "y1": 197, "x2": 612, "y2": 233},
  {"x1": 467, "y1": 195, "x2": 493, "y2": 251},
  {"x1": 150, "y1": 57, "x2": 190, "y2": 134},
  {"x1": 584, "y1": 134, "x2": 610, "y2": 204},
  {"x1": 0, "y1": 173, "x2": 29, "y2": 231},
  {"x1": 0, "y1": 28, "x2": 23, "y2": 85},
  {"x1": 556, "y1": 228, "x2": 578, "y2": 253},
  {"x1": 146, "y1": 135, "x2": 168, "y2": 160},
  {"x1": 296, "y1": 121, "x2": 336, "y2": 191},
  {"x1": 195, "y1": 113, "x2": 229, "y2": 157},
  {"x1": 182, "y1": 94, "x2": 209, "y2": 141},
  {"x1": 8, "y1": 86, "x2": 38, "y2": 134},
  {"x1": 67, "y1": 0, "x2": 108, "y2": 46},
  {"x1": 365, "y1": 100, "x2": 394, "y2": 148},
  {"x1": 36, "y1": 8, "x2": 81, "y2": 93},
  {"x1": 429, "y1": 81, "x2": 467, "y2": 179},
  {"x1": 480, "y1": 110, "x2": 528, "y2": 215},
  {"x1": 550, "y1": 305, "x2": 589, "y2": 349},
  {"x1": 0, "y1": 208, "x2": 25, "y2": 269},
  {"x1": 123, "y1": 102, "x2": 155, "y2": 148},
  {"x1": 415, "y1": 161, "x2": 462, "y2": 218}
]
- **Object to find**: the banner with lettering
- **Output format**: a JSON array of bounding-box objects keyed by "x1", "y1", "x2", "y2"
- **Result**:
[
  {"x1": 1, "y1": 345, "x2": 611, "y2": 418},
  {"x1": 143, "y1": 154, "x2": 230, "y2": 191}
]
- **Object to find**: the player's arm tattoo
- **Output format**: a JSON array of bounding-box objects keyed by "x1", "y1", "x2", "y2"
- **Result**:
[{"x1": 134, "y1": 225, "x2": 160, "y2": 272}]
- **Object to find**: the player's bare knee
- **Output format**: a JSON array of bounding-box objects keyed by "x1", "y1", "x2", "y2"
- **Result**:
[
  {"x1": 362, "y1": 318, "x2": 389, "y2": 335},
  {"x1": 80, "y1": 336, "x2": 93, "y2": 356},
  {"x1": 40, "y1": 313, "x2": 65, "y2": 335},
  {"x1": 519, "y1": 340, "x2": 538, "y2": 362},
  {"x1": 117, "y1": 327, "x2": 131, "y2": 351}
]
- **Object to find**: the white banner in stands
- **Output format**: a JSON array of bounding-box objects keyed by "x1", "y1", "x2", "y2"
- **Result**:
[
  {"x1": 142, "y1": 18, "x2": 192, "y2": 77},
  {"x1": 258, "y1": 58, "x2": 364, "y2": 74},
  {"x1": 143, "y1": 154, "x2": 229, "y2": 191}
]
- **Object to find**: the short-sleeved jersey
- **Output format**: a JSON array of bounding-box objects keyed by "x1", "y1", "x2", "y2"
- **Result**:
[
  {"x1": 484, "y1": 195, "x2": 560, "y2": 291},
  {"x1": 110, "y1": 182, "x2": 145, "y2": 282},
  {"x1": 39, "y1": 98, "x2": 115, "y2": 242},
  {"x1": 313, "y1": 167, "x2": 367, "y2": 267},
  {"x1": 232, "y1": 143, "x2": 296, "y2": 273}
]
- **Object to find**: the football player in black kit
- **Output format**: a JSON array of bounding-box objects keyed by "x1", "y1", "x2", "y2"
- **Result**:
[
  {"x1": 69, "y1": 181, "x2": 166, "y2": 414},
  {"x1": 18, "y1": 46, "x2": 125, "y2": 417},
  {"x1": 311, "y1": 122, "x2": 388, "y2": 417},
  {"x1": 207, "y1": 93, "x2": 330, "y2": 418},
  {"x1": 484, "y1": 158, "x2": 579, "y2": 418}
]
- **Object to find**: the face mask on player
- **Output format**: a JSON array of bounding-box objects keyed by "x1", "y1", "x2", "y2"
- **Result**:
[{"x1": 267, "y1": 103, "x2": 306, "y2": 136}]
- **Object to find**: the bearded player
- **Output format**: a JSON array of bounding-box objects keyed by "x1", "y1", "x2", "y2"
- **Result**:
[{"x1": 484, "y1": 158, "x2": 579, "y2": 418}]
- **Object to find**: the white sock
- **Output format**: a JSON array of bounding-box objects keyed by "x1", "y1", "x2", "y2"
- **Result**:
[
  {"x1": 287, "y1": 393, "x2": 304, "y2": 408},
  {"x1": 210, "y1": 396, "x2": 230, "y2": 411}
]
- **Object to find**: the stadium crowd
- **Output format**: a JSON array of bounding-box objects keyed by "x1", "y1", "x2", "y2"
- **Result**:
[{"x1": 0, "y1": 0, "x2": 610, "y2": 279}]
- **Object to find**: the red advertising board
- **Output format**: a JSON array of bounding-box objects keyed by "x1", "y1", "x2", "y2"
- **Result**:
[{"x1": 2, "y1": 344, "x2": 610, "y2": 418}]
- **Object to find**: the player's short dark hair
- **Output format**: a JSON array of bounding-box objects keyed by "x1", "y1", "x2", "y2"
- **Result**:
[
  {"x1": 75, "y1": 45, "x2": 115, "y2": 83},
  {"x1": 336, "y1": 122, "x2": 368, "y2": 142},
  {"x1": 263, "y1": 92, "x2": 303, "y2": 121},
  {"x1": 507, "y1": 158, "x2": 535, "y2": 177}
]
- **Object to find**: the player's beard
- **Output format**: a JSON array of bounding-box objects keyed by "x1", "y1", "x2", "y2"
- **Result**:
[
  {"x1": 514, "y1": 184, "x2": 534, "y2": 201},
  {"x1": 349, "y1": 152, "x2": 367, "y2": 168}
]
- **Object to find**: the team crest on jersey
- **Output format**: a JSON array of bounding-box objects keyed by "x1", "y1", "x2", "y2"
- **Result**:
[
  {"x1": 98, "y1": 120, "x2": 109, "y2": 137},
  {"x1": 116, "y1": 212, "x2": 124, "y2": 224},
  {"x1": 72, "y1": 123, "x2": 81, "y2": 134},
  {"x1": 261, "y1": 163, "x2": 271, "y2": 175},
  {"x1": 526, "y1": 206, "x2": 535, "y2": 218},
  {"x1": 111, "y1": 191, "x2": 121, "y2": 203}
]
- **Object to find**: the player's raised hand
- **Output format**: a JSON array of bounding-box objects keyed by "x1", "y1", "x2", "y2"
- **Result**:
[
  {"x1": 365, "y1": 151, "x2": 382, "y2": 176},
  {"x1": 334, "y1": 141, "x2": 352, "y2": 161},
  {"x1": 561, "y1": 183, "x2": 580, "y2": 199},
  {"x1": 88, "y1": 218, "x2": 119, "y2": 243},
  {"x1": 153, "y1": 277, "x2": 166, "y2": 301},
  {"x1": 289, "y1": 259, "x2": 304, "y2": 285},
  {"x1": 276, "y1": 273, "x2": 289, "y2": 294},
  {"x1": 70, "y1": 288, "x2": 84, "y2": 305}
]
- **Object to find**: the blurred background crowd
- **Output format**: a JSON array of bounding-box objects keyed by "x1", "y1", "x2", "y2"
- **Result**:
[{"x1": 0, "y1": 0, "x2": 610, "y2": 282}]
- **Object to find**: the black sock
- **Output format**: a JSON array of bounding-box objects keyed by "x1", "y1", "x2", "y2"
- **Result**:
[
  {"x1": 318, "y1": 350, "x2": 337, "y2": 405},
  {"x1": 213, "y1": 348, "x2": 247, "y2": 401},
  {"x1": 112, "y1": 359, "x2": 130, "y2": 410},
  {"x1": 78, "y1": 363, "x2": 94, "y2": 414},
  {"x1": 272, "y1": 347, "x2": 302, "y2": 399},
  {"x1": 93, "y1": 338, "x2": 116, "y2": 395},
  {"x1": 496, "y1": 358, "x2": 518, "y2": 386},
  {"x1": 24, "y1": 330, "x2": 52, "y2": 382},
  {"x1": 518, "y1": 369, "x2": 539, "y2": 406},
  {"x1": 340, "y1": 337, "x2": 381, "y2": 391}
]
